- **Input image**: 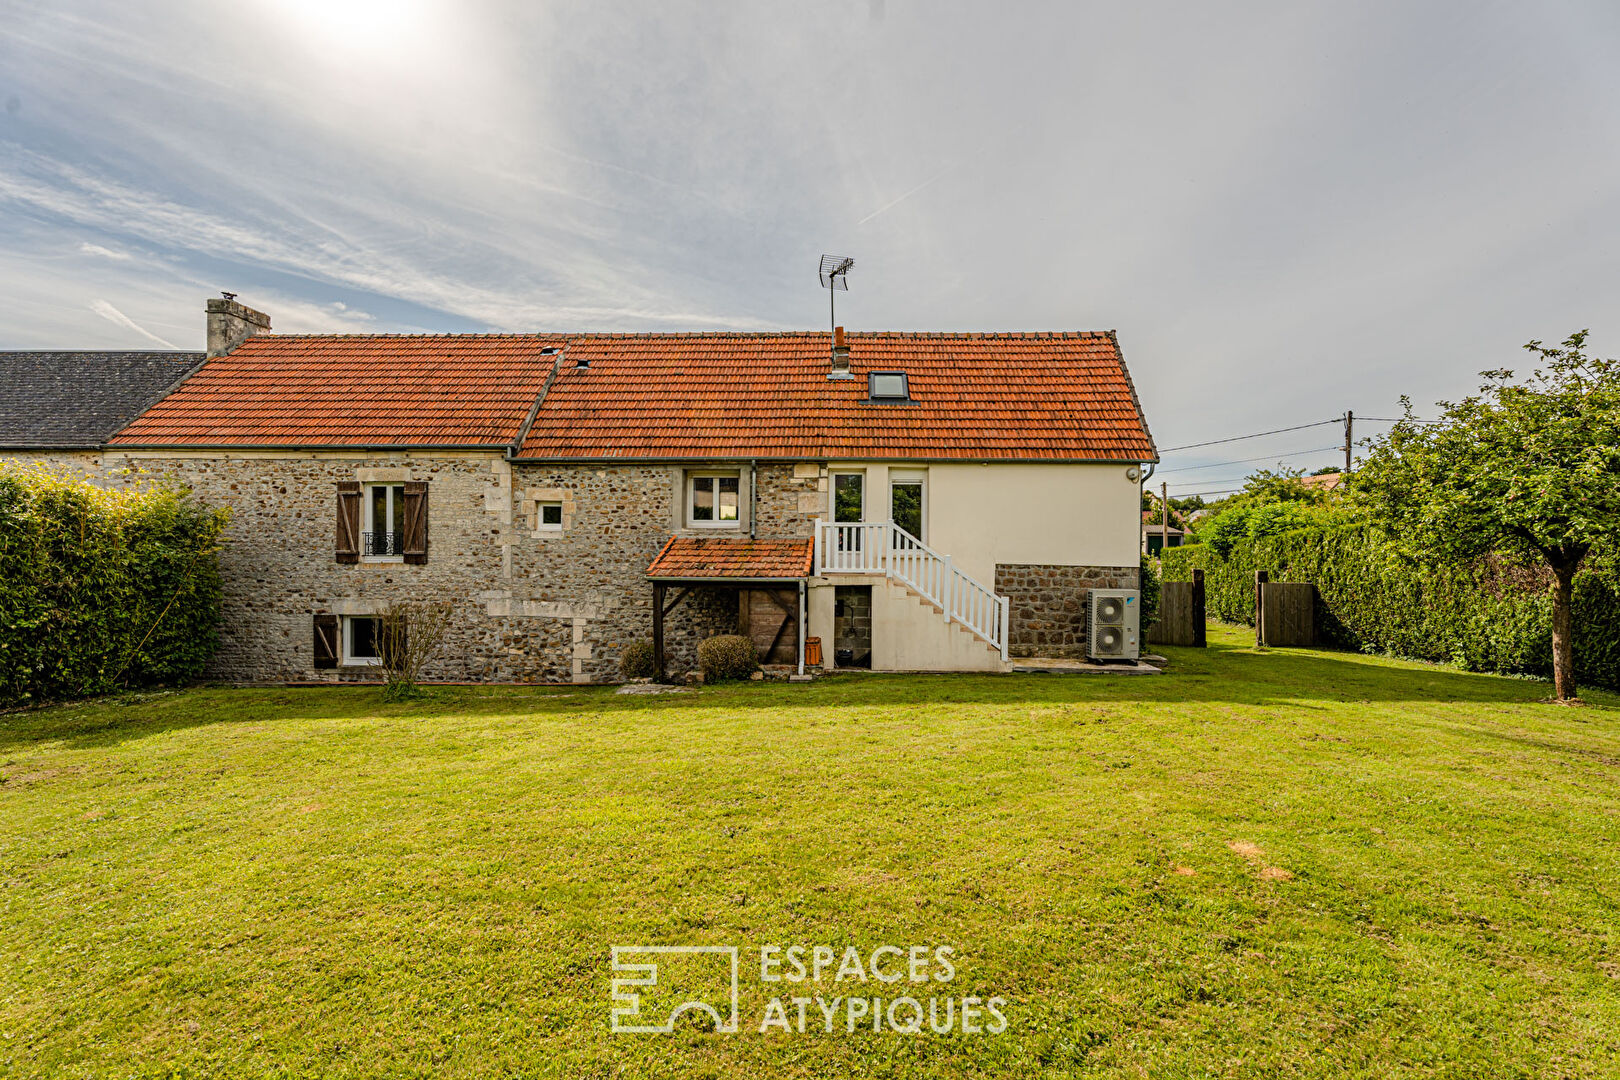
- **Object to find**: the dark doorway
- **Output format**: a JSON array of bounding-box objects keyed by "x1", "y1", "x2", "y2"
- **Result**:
[
  {"x1": 834, "y1": 585, "x2": 872, "y2": 668},
  {"x1": 739, "y1": 588, "x2": 800, "y2": 665}
]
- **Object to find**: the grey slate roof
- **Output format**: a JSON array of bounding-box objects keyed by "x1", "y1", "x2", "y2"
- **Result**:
[{"x1": 0, "y1": 351, "x2": 204, "y2": 449}]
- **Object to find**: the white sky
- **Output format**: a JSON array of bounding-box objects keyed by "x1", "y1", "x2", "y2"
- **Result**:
[{"x1": 2, "y1": 1, "x2": 1617, "y2": 491}]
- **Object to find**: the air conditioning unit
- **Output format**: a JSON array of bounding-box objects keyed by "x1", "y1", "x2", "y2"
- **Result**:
[{"x1": 1087, "y1": 589, "x2": 1140, "y2": 662}]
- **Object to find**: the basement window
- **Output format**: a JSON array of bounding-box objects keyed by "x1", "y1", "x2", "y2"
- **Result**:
[
  {"x1": 867, "y1": 371, "x2": 910, "y2": 402},
  {"x1": 343, "y1": 616, "x2": 382, "y2": 666}
]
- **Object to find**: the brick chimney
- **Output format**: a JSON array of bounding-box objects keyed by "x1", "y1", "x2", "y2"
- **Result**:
[
  {"x1": 829, "y1": 325, "x2": 853, "y2": 380},
  {"x1": 206, "y1": 294, "x2": 271, "y2": 357}
]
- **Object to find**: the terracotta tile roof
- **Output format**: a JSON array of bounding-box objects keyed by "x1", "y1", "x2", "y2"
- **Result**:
[
  {"x1": 111, "y1": 331, "x2": 1155, "y2": 461},
  {"x1": 647, "y1": 536, "x2": 814, "y2": 580},
  {"x1": 522, "y1": 332, "x2": 1153, "y2": 461},
  {"x1": 111, "y1": 335, "x2": 567, "y2": 447}
]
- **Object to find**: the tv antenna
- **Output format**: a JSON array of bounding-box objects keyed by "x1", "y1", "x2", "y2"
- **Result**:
[{"x1": 818, "y1": 254, "x2": 854, "y2": 336}]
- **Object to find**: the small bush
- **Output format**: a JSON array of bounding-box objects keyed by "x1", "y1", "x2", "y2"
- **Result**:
[
  {"x1": 620, "y1": 640, "x2": 656, "y2": 680},
  {"x1": 697, "y1": 634, "x2": 758, "y2": 683}
]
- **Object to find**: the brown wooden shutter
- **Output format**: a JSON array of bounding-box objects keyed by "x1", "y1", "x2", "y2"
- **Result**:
[
  {"x1": 402, "y1": 481, "x2": 429, "y2": 564},
  {"x1": 336, "y1": 481, "x2": 361, "y2": 563},
  {"x1": 313, "y1": 614, "x2": 339, "y2": 669}
]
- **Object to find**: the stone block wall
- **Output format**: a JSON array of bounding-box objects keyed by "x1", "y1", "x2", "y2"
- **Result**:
[
  {"x1": 994, "y1": 563, "x2": 1139, "y2": 658},
  {"x1": 97, "y1": 452, "x2": 830, "y2": 685}
]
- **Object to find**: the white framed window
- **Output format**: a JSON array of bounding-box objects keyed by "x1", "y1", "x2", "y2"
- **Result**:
[
  {"x1": 687, "y1": 471, "x2": 741, "y2": 528},
  {"x1": 363, "y1": 483, "x2": 405, "y2": 561},
  {"x1": 343, "y1": 615, "x2": 383, "y2": 666},
  {"x1": 536, "y1": 500, "x2": 564, "y2": 530}
]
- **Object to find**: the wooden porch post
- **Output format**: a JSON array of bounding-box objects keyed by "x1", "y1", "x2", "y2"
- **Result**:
[
  {"x1": 1254, "y1": 570, "x2": 1268, "y2": 648},
  {"x1": 1192, "y1": 567, "x2": 1207, "y2": 648},
  {"x1": 653, "y1": 580, "x2": 666, "y2": 682},
  {"x1": 797, "y1": 578, "x2": 807, "y2": 676}
]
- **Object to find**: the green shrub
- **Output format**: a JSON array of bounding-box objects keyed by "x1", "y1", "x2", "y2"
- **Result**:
[
  {"x1": 697, "y1": 634, "x2": 758, "y2": 682},
  {"x1": 1163, "y1": 525, "x2": 1620, "y2": 691},
  {"x1": 0, "y1": 463, "x2": 228, "y2": 705},
  {"x1": 619, "y1": 640, "x2": 656, "y2": 680},
  {"x1": 1139, "y1": 552, "x2": 1160, "y2": 629}
]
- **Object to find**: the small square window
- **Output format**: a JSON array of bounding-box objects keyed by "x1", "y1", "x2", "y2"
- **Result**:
[
  {"x1": 688, "y1": 472, "x2": 740, "y2": 528},
  {"x1": 867, "y1": 371, "x2": 909, "y2": 401},
  {"x1": 539, "y1": 501, "x2": 563, "y2": 528}
]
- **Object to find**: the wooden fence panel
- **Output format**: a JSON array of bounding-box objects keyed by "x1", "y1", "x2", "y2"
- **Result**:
[
  {"x1": 1260, "y1": 582, "x2": 1316, "y2": 647},
  {"x1": 1149, "y1": 569, "x2": 1206, "y2": 648}
]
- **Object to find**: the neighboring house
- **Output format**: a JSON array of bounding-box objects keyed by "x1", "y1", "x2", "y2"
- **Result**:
[
  {"x1": 1300, "y1": 470, "x2": 1344, "y2": 492},
  {"x1": 0, "y1": 349, "x2": 202, "y2": 468},
  {"x1": 77, "y1": 297, "x2": 1155, "y2": 682},
  {"x1": 1142, "y1": 508, "x2": 1186, "y2": 555}
]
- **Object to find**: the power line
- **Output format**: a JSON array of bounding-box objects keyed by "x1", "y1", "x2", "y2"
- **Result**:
[
  {"x1": 1165, "y1": 486, "x2": 1243, "y2": 498},
  {"x1": 1159, "y1": 418, "x2": 1342, "y2": 454},
  {"x1": 1356, "y1": 416, "x2": 1444, "y2": 424},
  {"x1": 1155, "y1": 444, "x2": 1343, "y2": 474}
]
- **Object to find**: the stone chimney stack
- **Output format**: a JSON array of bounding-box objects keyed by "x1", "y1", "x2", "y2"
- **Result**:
[
  {"x1": 829, "y1": 325, "x2": 853, "y2": 380},
  {"x1": 206, "y1": 293, "x2": 271, "y2": 357}
]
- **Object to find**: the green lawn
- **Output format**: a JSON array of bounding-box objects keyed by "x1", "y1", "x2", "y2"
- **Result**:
[{"x1": 3, "y1": 627, "x2": 1618, "y2": 1079}]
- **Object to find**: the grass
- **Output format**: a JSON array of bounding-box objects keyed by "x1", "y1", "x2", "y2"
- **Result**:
[{"x1": 2, "y1": 626, "x2": 1618, "y2": 1078}]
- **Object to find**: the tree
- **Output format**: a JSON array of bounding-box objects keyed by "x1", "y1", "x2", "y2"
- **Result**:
[
  {"x1": 1353, "y1": 331, "x2": 1620, "y2": 700},
  {"x1": 376, "y1": 600, "x2": 455, "y2": 701}
]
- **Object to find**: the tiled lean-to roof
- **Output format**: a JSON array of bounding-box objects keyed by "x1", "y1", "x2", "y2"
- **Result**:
[
  {"x1": 110, "y1": 331, "x2": 1156, "y2": 461},
  {"x1": 647, "y1": 536, "x2": 815, "y2": 580},
  {"x1": 1, "y1": 351, "x2": 202, "y2": 448}
]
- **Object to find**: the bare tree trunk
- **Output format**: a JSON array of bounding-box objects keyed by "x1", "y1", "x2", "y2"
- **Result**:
[{"x1": 1550, "y1": 567, "x2": 1577, "y2": 701}]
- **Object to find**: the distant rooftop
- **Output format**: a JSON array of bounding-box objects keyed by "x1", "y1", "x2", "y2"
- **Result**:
[{"x1": 0, "y1": 351, "x2": 202, "y2": 449}]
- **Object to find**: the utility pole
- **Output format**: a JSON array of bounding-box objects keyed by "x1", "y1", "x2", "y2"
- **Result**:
[
  {"x1": 1160, "y1": 480, "x2": 1169, "y2": 555},
  {"x1": 1343, "y1": 410, "x2": 1354, "y2": 474}
]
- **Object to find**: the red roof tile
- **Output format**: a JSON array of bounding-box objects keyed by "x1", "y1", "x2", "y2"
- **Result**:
[
  {"x1": 647, "y1": 536, "x2": 814, "y2": 580},
  {"x1": 111, "y1": 335, "x2": 566, "y2": 447},
  {"x1": 111, "y1": 331, "x2": 1156, "y2": 461}
]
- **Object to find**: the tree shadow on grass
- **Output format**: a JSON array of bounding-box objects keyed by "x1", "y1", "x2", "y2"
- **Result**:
[{"x1": 1, "y1": 642, "x2": 1611, "y2": 753}]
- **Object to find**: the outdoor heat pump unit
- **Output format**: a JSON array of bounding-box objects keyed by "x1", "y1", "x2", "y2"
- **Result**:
[{"x1": 1087, "y1": 589, "x2": 1140, "y2": 662}]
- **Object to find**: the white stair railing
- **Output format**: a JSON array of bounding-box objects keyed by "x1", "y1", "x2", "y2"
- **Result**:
[{"x1": 815, "y1": 520, "x2": 1009, "y2": 660}]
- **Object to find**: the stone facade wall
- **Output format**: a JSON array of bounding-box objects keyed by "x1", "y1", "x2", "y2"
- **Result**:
[
  {"x1": 994, "y1": 563, "x2": 1140, "y2": 659},
  {"x1": 1, "y1": 450, "x2": 104, "y2": 475},
  {"x1": 99, "y1": 452, "x2": 835, "y2": 685}
]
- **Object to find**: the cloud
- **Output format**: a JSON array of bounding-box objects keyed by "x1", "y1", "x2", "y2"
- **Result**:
[
  {"x1": 1, "y1": 0, "x2": 1618, "y2": 456},
  {"x1": 89, "y1": 299, "x2": 179, "y2": 348},
  {"x1": 78, "y1": 241, "x2": 131, "y2": 260}
]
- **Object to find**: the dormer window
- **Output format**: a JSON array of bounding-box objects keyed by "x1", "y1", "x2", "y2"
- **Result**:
[{"x1": 867, "y1": 371, "x2": 910, "y2": 402}]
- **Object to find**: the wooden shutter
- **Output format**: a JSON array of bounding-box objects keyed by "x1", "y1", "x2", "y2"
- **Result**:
[
  {"x1": 402, "y1": 481, "x2": 429, "y2": 564},
  {"x1": 313, "y1": 614, "x2": 339, "y2": 669},
  {"x1": 336, "y1": 481, "x2": 361, "y2": 563}
]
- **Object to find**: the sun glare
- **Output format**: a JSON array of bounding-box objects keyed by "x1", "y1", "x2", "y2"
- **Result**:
[{"x1": 271, "y1": 0, "x2": 436, "y2": 53}]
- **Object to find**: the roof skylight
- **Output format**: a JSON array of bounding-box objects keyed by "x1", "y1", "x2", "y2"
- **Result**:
[{"x1": 867, "y1": 371, "x2": 909, "y2": 402}]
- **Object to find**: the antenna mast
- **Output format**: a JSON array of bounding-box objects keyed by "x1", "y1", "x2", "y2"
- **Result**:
[{"x1": 818, "y1": 254, "x2": 854, "y2": 336}]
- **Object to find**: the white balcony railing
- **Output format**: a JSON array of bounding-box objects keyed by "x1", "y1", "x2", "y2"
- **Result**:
[{"x1": 815, "y1": 520, "x2": 1009, "y2": 660}]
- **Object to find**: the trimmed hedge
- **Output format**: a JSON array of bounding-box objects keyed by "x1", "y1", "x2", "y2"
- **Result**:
[
  {"x1": 0, "y1": 464, "x2": 228, "y2": 705},
  {"x1": 697, "y1": 634, "x2": 759, "y2": 683},
  {"x1": 619, "y1": 641, "x2": 656, "y2": 680},
  {"x1": 1162, "y1": 527, "x2": 1620, "y2": 690}
]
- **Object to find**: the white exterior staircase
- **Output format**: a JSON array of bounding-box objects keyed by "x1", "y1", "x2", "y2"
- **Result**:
[{"x1": 815, "y1": 521, "x2": 1009, "y2": 662}]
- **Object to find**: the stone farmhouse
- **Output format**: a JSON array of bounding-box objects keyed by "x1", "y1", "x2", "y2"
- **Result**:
[{"x1": 10, "y1": 296, "x2": 1158, "y2": 683}]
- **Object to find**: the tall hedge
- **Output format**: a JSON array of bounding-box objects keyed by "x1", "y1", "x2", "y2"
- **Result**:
[
  {"x1": 0, "y1": 464, "x2": 228, "y2": 705},
  {"x1": 1162, "y1": 526, "x2": 1620, "y2": 691}
]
